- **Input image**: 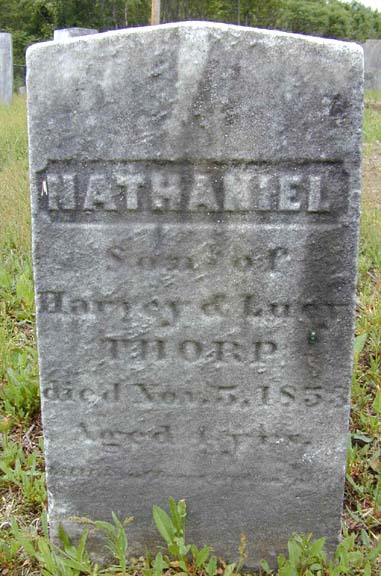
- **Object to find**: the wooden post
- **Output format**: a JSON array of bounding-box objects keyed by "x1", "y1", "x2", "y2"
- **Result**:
[{"x1": 151, "y1": 0, "x2": 161, "y2": 25}]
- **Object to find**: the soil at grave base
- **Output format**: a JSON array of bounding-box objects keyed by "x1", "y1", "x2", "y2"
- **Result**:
[
  {"x1": 362, "y1": 143, "x2": 381, "y2": 210},
  {"x1": 9, "y1": 413, "x2": 43, "y2": 458},
  {"x1": 365, "y1": 101, "x2": 381, "y2": 112}
]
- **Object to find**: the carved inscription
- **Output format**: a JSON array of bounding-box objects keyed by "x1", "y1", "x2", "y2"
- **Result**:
[
  {"x1": 37, "y1": 290, "x2": 349, "y2": 327},
  {"x1": 42, "y1": 380, "x2": 348, "y2": 409},
  {"x1": 103, "y1": 337, "x2": 277, "y2": 363},
  {"x1": 130, "y1": 382, "x2": 328, "y2": 408},
  {"x1": 36, "y1": 160, "x2": 352, "y2": 463},
  {"x1": 79, "y1": 422, "x2": 172, "y2": 448},
  {"x1": 76, "y1": 421, "x2": 313, "y2": 454},
  {"x1": 107, "y1": 244, "x2": 290, "y2": 272},
  {"x1": 46, "y1": 463, "x2": 295, "y2": 482},
  {"x1": 43, "y1": 382, "x2": 120, "y2": 403},
  {"x1": 37, "y1": 160, "x2": 348, "y2": 221}
]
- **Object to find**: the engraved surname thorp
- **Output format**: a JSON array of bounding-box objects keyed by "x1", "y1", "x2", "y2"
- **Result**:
[
  {"x1": 103, "y1": 337, "x2": 278, "y2": 364},
  {"x1": 38, "y1": 160, "x2": 348, "y2": 220}
]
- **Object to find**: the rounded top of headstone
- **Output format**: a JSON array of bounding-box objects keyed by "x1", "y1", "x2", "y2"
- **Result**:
[
  {"x1": 31, "y1": 22, "x2": 362, "y2": 56},
  {"x1": 27, "y1": 20, "x2": 363, "y2": 169},
  {"x1": 54, "y1": 28, "x2": 98, "y2": 41},
  {"x1": 0, "y1": 31, "x2": 12, "y2": 48}
]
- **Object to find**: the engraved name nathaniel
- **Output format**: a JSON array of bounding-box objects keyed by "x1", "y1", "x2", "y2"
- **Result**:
[{"x1": 38, "y1": 160, "x2": 347, "y2": 216}]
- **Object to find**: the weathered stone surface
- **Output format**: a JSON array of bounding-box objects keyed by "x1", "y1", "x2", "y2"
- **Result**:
[
  {"x1": 54, "y1": 28, "x2": 98, "y2": 41},
  {"x1": 27, "y1": 23, "x2": 363, "y2": 567},
  {"x1": 363, "y1": 39, "x2": 381, "y2": 89},
  {"x1": 0, "y1": 32, "x2": 13, "y2": 105}
]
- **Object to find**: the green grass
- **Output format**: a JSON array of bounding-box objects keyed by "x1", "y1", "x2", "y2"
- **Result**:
[
  {"x1": 363, "y1": 90, "x2": 381, "y2": 102},
  {"x1": 0, "y1": 94, "x2": 380, "y2": 574},
  {"x1": 0, "y1": 94, "x2": 30, "y2": 252},
  {"x1": 363, "y1": 89, "x2": 381, "y2": 143}
]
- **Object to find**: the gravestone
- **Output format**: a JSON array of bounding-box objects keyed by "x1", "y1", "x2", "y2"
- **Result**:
[
  {"x1": 0, "y1": 32, "x2": 13, "y2": 105},
  {"x1": 363, "y1": 39, "x2": 381, "y2": 90},
  {"x1": 54, "y1": 28, "x2": 98, "y2": 41},
  {"x1": 27, "y1": 23, "x2": 363, "y2": 566}
]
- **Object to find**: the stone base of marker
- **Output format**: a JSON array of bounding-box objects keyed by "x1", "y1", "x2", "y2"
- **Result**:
[
  {"x1": 27, "y1": 23, "x2": 363, "y2": 568},
  {"x1": 0, "y1": 32, "x2": 13, "y2": 105},
  {"x1": 54, "y1": 28, "x2": 98, "y2": 41}
]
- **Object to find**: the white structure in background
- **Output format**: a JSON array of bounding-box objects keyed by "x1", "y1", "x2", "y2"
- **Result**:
[
  {"x1": 364, "y1": 39, "x2": 381, "y2": 90},
  {"x1": 0, "y1": 32, "x2": 13, "y2": 105},
  {"x1": 54, "y1": 28, "x2": 98, "y2": 41}
]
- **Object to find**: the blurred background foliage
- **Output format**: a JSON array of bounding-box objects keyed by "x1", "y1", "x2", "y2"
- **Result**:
[{"x1": 1, "y1": 0, "x2": 381, "y2": 67}]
